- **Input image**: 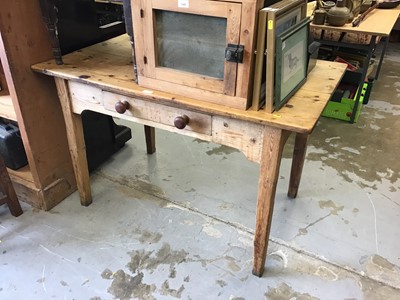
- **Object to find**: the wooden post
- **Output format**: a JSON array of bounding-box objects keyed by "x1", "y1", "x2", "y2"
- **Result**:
[
  {"x1": 0, "y1": 155, "x2": 23, "y2": 217},
  {"x1": 0, "y1": 1, "x2": 77, "y2": 210},
  {"x1": 252, "y1": 127, "x2": 290, "y2": 277},
  {"x1": 144, "y1": 125, "x2": 156, "y2": 154},
  {"x1": 288, "y1": 133, "x2": 309, "y2": 198},
  {"x1": 55, "y1": 78, "x2": 92, "y2": 206}
]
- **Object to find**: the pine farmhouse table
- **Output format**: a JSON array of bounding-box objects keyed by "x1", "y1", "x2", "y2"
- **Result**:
[{"x1": 32, "y1": 34, "x2": 346, "y2": 277}]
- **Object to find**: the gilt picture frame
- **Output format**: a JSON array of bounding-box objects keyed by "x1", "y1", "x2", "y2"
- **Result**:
[{"x1": 274, "y1": 18, "x2": 310, "y2": 110}]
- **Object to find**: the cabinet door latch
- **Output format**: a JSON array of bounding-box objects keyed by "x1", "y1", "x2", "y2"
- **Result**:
[{"x1": 225, "y1": 44, "x2": 244, "y2": 63}]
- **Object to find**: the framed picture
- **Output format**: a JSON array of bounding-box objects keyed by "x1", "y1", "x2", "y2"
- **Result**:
[
  {"x1": 274, "y1": 18, "x2": 310, "y2": 110},
  {"x1": 252, "y1": 0, "x2": 307, "y2": 112},
  {"x1": 275, "y1": 6, "x2": 302, "y2": 36}
]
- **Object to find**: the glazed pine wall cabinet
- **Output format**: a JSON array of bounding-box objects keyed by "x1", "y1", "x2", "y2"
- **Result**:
[
  {"x1": 132, "y1": 0, "x2": 266, "y2": 110},
  {"x1": 0, "y1": 1, "x2": 76, "y2": 210}
]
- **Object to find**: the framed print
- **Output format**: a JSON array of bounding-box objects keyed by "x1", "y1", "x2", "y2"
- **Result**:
[
  {"x1": 252, "y1": 0, "x2": 307, "y2": 112},
  {"x1": 275, "y1": 6, "x2": 302, "y2": 36},
  {"x1": 275, "y1": 18, "x2": 310, "y2": 110}
]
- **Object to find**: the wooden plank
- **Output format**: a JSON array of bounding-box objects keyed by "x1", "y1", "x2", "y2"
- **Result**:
[
  {"x1": 32, "y1": 35, "x2": 347, "y2": 134},
  {"x1": 235, "y1": 0, "x2": 265, "y2": 103},
  {"x1": 252, "y1": 127, "x2": 291, "y2": 277},
  {"x1": 144, "y1": 125, "x2": 156, "y2": 154},
  {"x1": 8, "y1": 165, "x2": 35, "y2": 185},
  {"x1": 10, "y1": 180, "x2": 42, "y2": 209},
  {"x1": 0, "y1": 1, "x2": 76, "y2": 201},
  {"x1": 152, "y1": 0, "x2": 233, "y2": 18},
  {"x1": 251, "y1": 9, "x2": 267, "y2": 110},
  {"x1": 141, "y1": 0, "x2": 157, "y2": 77},
  {"x1": 55, "y1": 78, "x2": 92, "y2": 206},
  {"x1": 9, "y1": 165, "x2": 76, "y2": 211},
  {"x1": 0, "y1": 95, "x2": 16, "y2": 121},
  {"x1": 102, "y1": 90, "x2": 213, "y2": 135},
  {"x1": 131, "y1": 0, "x2": 148, "y2": 77},
  {"x1": 68, "y1": 81, "x2": 104, "y2": 113},
  {"x1": 67, "y1": 81, "x2": 215, "y2": 142},
  {"x1": 265, "y1": 11, "x2": 277, "y2": 113},
  {"x1": 211, "y1": 116, "x2": 264, "y2": 163},
  {"x1": 7, "y1": 164, "x2": 42, "y2": 208},
  {"x1": 155, "y1": 68, "x2": 225, "y2": 94},
  {"x1": 311, "y1": 7, "x2": 400, "y2": 36},
  {"x1": 223, "y1": 3, "x2": 241, "y2": 96},
  {"x1": 40, "y1": 177, "x2": 76, "y2": 211},
  {"x1": 0, "y1": 59, "x2": 9, "y2": 96},
  {"x1": 0, "y1": 154, "x2": 23, "y2": 216},
  {"x1": 139, "y1": 76, "x2": 248, "y2": 109},
  {"x1": 288, "y1": 133, "x2": 309, "y2": 198}
]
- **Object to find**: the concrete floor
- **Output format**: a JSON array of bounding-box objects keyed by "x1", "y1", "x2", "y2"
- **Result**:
[{"x1": 1, "y1": 42, "x2": 400, "y2": 300}]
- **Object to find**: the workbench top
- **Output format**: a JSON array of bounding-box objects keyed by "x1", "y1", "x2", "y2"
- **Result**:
[
  {"x1": 311, "y1": 6, "x2": 400, "y2": 36},
  {"x1": 32, "y1": 34, "x2": 346, "y2": 134}
]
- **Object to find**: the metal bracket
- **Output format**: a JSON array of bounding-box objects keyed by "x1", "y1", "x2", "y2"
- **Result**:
[{"x1": 225, "y1": 44, "x2": 244, "y2": 63}]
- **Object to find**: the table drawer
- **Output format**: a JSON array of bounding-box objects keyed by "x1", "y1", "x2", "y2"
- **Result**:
[{"x1": 102, "y1": 91, "x2": 212, "y2": 135}]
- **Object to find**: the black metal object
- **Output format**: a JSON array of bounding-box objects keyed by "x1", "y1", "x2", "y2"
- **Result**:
[
  {"x1": 38, "y1": 0, "x2": 125, "y2": 61},
  {"x1": 0, "y1": 122, "x2": 28, "y2": 170},
  {"x1": 307, "y1": 41, "x2": 320, "y2": 74},
  {"x1": 39, "y1": 0, "x2": 63, "y2": 65},
  {"x1": 329, "y1": 70, "x2": 363, "y2": 102},
  {"x1": 378, "y1": 0, "x2": 400, "y2": 9},
  {"x1": 122, "y1": 0, "x2": 137, "y2": 82},
  {"x1": 54, "y1": 0, "x2": 125, "y2": 55},
  {"x1": 343, "y1": 37, "x2": 375, "y2": 123},
  {"x1": 374, "y1": 36, "x2": 389, "y2": 81},
  {"x1": 38, "y1": 0, "x2": 132, "y2": 172},
  {"x1": 122, "y1": 0, "x2": 133, "y2": 37},
  {"x1": 225, "y1": 44, "x2": 244, "y2": 63},
  {"x1": 81, "y1": 111, "x2": 131, "y2": 172}
]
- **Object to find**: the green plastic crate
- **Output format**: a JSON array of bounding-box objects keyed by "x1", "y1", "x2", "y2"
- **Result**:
[{"x1": 322, "y1": 81, "x2": 369, "y2": 123}]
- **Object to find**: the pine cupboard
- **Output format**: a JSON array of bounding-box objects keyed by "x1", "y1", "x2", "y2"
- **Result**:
[{"x1": 132, "y1": 0, "x2": 265, "y2": 110}]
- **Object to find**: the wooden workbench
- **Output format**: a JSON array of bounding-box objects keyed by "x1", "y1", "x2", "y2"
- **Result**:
[
  {"x1": 32, "y1": 34, "x2": 346, "y2": 277},
  {"x1": 311, "y1": 6, "x2": 400, "y2": 36},
  {"x1": 311, "y1": 7, "x2": 400, "y2": 122}
]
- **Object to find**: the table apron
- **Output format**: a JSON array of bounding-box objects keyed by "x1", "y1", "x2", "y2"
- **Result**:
[{"x1": 67, "y1": 80, "x2": 270, "y2": 163}]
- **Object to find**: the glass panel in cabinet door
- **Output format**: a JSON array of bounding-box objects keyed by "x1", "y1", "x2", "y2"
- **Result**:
[{"x1": 155, "y1": 10, "x2": 227, "y2": 79}]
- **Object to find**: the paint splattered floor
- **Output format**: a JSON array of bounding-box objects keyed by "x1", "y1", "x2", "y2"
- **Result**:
[{"x1": 1, "y1": 42, "x2": 399, "y2": 299}]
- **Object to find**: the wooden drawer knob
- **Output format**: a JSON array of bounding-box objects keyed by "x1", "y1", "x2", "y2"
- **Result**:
[
  {"x1": 174, "y1": 115, "x2": 190, "y2": 129},
  {"x1": 115, "y1": 100, "x2": 130, "y2": 114}
]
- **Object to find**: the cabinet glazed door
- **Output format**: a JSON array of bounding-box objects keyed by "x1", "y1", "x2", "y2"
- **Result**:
[{"x1": 134, "y1": 0, "x2": 242, "y2": 96}]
